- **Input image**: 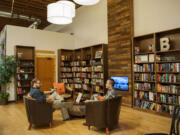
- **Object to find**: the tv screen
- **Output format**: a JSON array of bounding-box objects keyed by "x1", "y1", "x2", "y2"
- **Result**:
[{"x1": 110, "y1": 76, "x2": 128, "y2": 91}]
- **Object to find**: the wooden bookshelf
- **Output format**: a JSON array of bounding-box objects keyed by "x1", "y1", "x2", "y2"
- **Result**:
[
  {"x1": 132, "y1": 28, "x2": 180, "y2": 116},
  {"x1": 58, "y1": 44, "x2": 108, "y2": 100},
  {"x1": 15, "y1": 45, "x2": 35, "y2": 101}
]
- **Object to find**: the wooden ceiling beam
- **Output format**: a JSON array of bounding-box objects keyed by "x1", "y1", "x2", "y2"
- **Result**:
[
  {"x1": 0, "y1": 0, "x2": 80, "y2": 30},
  {"x1": 0, "y1": 1, "x2": 46, "y2": 18}
]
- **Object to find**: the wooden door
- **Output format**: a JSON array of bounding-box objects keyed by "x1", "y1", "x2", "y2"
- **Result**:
[{"x1": 36, "y1": 56, "x2": 56, "y2": 91}]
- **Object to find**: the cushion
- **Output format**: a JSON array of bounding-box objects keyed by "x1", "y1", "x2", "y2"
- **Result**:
[
  {"x1": 98, "y1": 96, "x2": 105, "y2": 100},
  {"x1": 53, "y1": 83, "x2": 65, "y2": 95}
]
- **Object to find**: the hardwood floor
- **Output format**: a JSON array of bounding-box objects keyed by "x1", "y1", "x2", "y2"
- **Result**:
[{"x1": 0, "y1": 103, "x2": 171, "y2": 135}]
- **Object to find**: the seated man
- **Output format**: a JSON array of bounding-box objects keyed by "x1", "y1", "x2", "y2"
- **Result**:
[
  {"x1": 29, "y1": 78, "x2": 73, "y2": 121},
  {"x1": 90, "y1": 79, "x2": 117, "y2": 100},
  {"x1": 83, "y1": 79, "x2": 117, "y2": 125}
]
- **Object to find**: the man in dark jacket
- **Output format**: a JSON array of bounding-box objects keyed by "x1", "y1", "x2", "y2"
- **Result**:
[{"x1": 29, "y1": 78, "x2": 72, "y2": 121}]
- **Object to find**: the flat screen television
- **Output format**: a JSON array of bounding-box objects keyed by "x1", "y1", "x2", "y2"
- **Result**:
[{"x1": 110, "y1": 76, "x2": 129, "y2": 91}]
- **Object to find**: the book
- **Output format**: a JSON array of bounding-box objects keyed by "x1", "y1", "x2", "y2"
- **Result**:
[
  {"x1": 149, "y1": 54, "x2": 154, "y2": 62},
  {"x1": 76, "y1": 93, "x2": 83, "y2": 104}
]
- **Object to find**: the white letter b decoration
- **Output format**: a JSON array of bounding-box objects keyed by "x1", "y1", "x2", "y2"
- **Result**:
[{"x1": 160, "y1": 38, "x2": 170, "y2": 51}]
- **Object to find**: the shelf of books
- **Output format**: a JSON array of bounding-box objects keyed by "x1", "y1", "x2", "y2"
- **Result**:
[
  {"x1": 15, "y1": 46, "x2": 35, "y2": 100},
  {"x1": 133, "y1": 28, "x2": 180, "y2": 116},
  {"x1": 58, "y1": 44, "x2": 107, "y2": 101}
]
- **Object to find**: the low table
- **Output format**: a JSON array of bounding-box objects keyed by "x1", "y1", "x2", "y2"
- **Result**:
[{"x1": 68, "y1": 103, "x2": 86, "y2": 117}]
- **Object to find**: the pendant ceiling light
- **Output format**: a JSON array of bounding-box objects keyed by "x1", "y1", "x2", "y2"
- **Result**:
[
  {"x1": 73, "y1": 0, "x2": 100, "y2": 5},
  {"x1": 47, "y1": 0, "x2": 75, "y2": 25}
]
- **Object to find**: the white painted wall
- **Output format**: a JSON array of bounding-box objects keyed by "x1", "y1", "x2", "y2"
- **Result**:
[
  {"x1": 6, "y1": 25, "x2": 74, "y2": 55},
  {"x1": 44, "y1": 0, "x2": 108, "y2": 49},
  {"x1": 134, "y1": 0, "x2": 180, "y2": 36},
  {"x1": 6, "y1": 25, "x2": 75, "y2": 101}
]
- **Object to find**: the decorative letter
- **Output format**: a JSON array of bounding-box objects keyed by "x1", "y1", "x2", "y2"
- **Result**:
[{"x1": 160, "y1": 38, "x2": 170, "y2": 51}]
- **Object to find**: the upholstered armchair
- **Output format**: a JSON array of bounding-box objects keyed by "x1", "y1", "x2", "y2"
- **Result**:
[
  {"x1": 85, "y1": 95, "x2": 122, "y2": 135},
  {"x1": 24, "y1": 96, "x2": 53, "y2": 130}
]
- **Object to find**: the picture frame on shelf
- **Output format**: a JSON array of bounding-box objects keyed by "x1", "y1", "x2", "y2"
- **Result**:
[{"x1": 95, "y1": 51, "x2": 102, "y2": 59}]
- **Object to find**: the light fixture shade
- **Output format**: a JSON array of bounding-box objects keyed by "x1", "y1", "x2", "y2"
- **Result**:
[
  {"x1": 73, "y1": 0, "x2": 100, "y2": 5},
  {"x1": 47, "y1": 1, "x2": 75, "y2": 25}
]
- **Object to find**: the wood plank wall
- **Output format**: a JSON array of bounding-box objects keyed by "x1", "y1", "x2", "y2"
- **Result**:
[{"x1": 108, "y1": 0, "x2": 134, "y2": 106}]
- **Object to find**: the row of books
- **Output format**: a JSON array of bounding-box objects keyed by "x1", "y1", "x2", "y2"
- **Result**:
[
  {"x1": 61, "y1": 62, "x2": 73, "y2": 67},
  {"x1": 157, "y1": 74, "x2": 180, "y2": 83},
  {"x1": 84, "y1": 79, "x2": 90, "y2": 84},
  {"x1": 64, "y1": 82, "x2": 103, "y2": 92},
  {"x1": 61, "y1": 73, "x2": 73, "y2": 78},
  {"x1": 74, "y1": 78, "x2": 104, "y2": 86},
  {"x1": 63, "y1": 66, "x2": 103, "y2": 72},
  {"x1": 91, "y1": 79, "x2": 104, "y2": 86},
  {"x1": 61, "y1": 55, "x2": 73, "y2": 61},
  {"x1": 73, "y1": 61, "x2": 81, "y2": 66},
  {"x1": 134, "y1": 83, "x2": 155, "y2": 91},
  {"x1": 62, "y1": 78, "x2": 91, "y2": 84},
  {"x1": 81, "y1": 61, "x2": 90, "y2": 66},
  {"x1": 17, "y1": 88, "x2": 26, "y2": 95},
  {"x1": 61, "y1": 79, "x2": 74, "y2": 83},
  {"x1": 91, "y1": 66, "x2": 103, "y2": 72},
  {"x1": 134, "y1": 73, "x2": 155, "y2": 81},
  {"x1": 134, "y1": 91, "x2": 156, "y2": 101},
  {"x1": 61, "y1": 60, "x2": 103, "y2": 67},
  {"x1": 82, "y1": 84, "x2": 91, "y2": 91},
  {"x1": 69, "y1": 66, "x2": 103, "y2": 72},
  {"x1": 74, "y1": 55, "x2": 81, "y2": 60},
  {"x1": 134, "y1": 91, "x2": 179, "y2": 104},
  {"x1": 74, "y1": 84, "x2": 82, "y2": 89},
  {"x1": 72, "y1": 67, "x2": 91, "y2": 72},
  {"x1": 156, "y1": 94, "x2": 177, "y2": 104},
  {"x1": 73, "y1": 73, "x2": 91, "y2": 78},
  {"x1": 74, "y1": 78, "x2": 82, "y2": 83},
  {"x1": 61, "y1": 73, "x2": 103, "y2": 79},
  {"x1": 134, "y1": 99, "x2": 175, "y2": 114},
  {"x1": 134, "y1": 91, "x2": 180, "y2": 104},
  {"x1": 92, "y1": 85, "x2": 103, "y2": 93},
  {"x1": 157, "y1": 84, "x2": 179, "y2": 94},
  {"x1": 64, "y1": 83, "x2": 74, "y2": 88},
  {"x1": 134, "y1": 64, "x2": 154, "y2": 72},
  {"x1": 158, "y1": 63, "x2": 180, "y2": 72},
  {"x1": 156, "y1": 55, "x2": 178, "y2": 61},
  {"x1": 92, "y1": 73, "x2": 103, "y2": 79},
  {"x1": 61, "y1": 67, "x2": 72, "y2": 72}
]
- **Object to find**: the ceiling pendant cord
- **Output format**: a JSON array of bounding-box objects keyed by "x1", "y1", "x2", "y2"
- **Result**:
[{"x1": 11, "y1": 0, "x2": 15, "y2": 17}]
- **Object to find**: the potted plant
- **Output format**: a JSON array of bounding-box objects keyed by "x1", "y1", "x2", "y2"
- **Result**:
[{"x1": 0, "y1": 55, "x2": 17, "y2": 105}]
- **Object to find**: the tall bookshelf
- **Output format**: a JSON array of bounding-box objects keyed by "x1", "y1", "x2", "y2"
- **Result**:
[
  {"x1": 15, "y1": 46, "x2": 35, "y2": 100},
  {"x1": 132, "y1": 28, "x2": 180, "y2": 115},
  {"x1": 58, "y1": 44, "x2": 108, "y2": 101}
]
